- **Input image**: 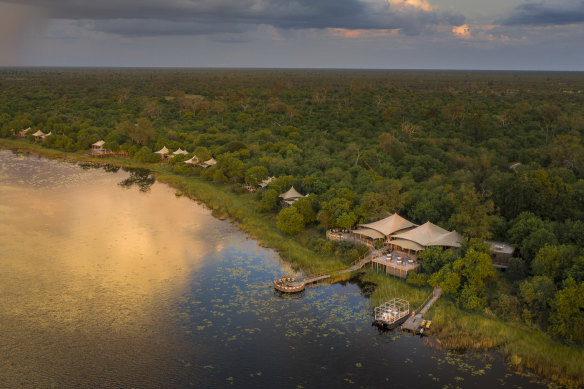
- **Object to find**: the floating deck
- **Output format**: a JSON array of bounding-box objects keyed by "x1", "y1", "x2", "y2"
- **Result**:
[{"x1": 372, "y1": 298, "x2": 410, "y2": 330}]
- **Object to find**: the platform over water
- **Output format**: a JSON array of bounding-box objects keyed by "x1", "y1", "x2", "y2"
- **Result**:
[{"x1": 402, "y1": 286, "x2": 441, "y2": 332}]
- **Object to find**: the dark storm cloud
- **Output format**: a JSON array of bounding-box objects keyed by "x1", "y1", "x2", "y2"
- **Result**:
[
  {"x1": 5, "y1": 0, "x2": 465, "y2": 36},
  {"x1": 502, "y1": 0, "x2": 584, "y2": 26}
]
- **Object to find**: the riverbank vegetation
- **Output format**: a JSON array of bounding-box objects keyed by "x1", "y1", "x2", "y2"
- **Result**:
[{"x1": 1, "y1": 68, "x2": 583, "y2": 386}]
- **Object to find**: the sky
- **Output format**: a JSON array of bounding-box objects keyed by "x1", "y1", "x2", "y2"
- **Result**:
[{"x1": 1, "y1": 0, "x2": 583, "y2": 70}]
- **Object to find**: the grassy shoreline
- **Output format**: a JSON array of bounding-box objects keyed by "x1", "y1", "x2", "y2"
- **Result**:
[{"x1": 2, "y1": 138, "x2": 583, "y2": 387}]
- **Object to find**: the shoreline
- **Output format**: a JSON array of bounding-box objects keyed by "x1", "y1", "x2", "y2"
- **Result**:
[{"x1": 2, "y1": 138, "x2": 583, "y2": 387}]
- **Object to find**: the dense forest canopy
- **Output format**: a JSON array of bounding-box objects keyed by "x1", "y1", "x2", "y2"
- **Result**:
[{"x1": 1, "y1": 68, "x2": 583, "y2": 343}]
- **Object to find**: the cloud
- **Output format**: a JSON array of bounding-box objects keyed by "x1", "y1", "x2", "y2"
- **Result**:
[
  {"x1": 452, "y1": 24, "x2": 471, "y2": 38},
  {"x1": 3, "y1": 0, "x2": 465, "y2": 37},
  {"x1": 502, "y1": 0, "x2": 584, "y2": 26}
]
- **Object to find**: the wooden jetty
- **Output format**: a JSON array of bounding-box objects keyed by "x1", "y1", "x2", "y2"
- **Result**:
[
  {"x1": 402, "y1": 286, "x2": 441, "y2": 333},
  {"x1": 274, "y1": 249, "x2": 380, "y2": 293}
]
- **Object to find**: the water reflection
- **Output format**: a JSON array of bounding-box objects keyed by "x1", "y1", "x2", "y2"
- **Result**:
[
  {"x1": 0, "y1": 150, "x2": 548, "y2": 388},
  {"x1": 0, "y1": 150, "x2": 228, "y2": 387},
  {"x1": 118, "y1": 167, "x2": 155, "y2": 192}
]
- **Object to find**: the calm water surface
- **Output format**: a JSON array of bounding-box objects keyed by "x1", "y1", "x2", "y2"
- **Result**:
[{"x1": 0, "y1": 150, "x2": 548, "y2": 388}]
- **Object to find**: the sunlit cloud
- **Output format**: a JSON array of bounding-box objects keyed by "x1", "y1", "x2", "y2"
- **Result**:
[
  {"x1": 452, "y1": 24, "x2": 471, "y2": 38},
  {"x1": 327, "y1": 27, "x2": 400, "y2": 38}
]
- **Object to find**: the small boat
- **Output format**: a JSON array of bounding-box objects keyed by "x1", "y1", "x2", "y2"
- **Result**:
[
  {"x1": 372, "y1": 298, "x2": 410, "y2": 330},
  {"x1": 274, "y1": 277, "x2": 305, "y2": 293}
]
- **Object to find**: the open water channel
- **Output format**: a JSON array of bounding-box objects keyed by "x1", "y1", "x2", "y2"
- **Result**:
[{"x1": 0, "y1": 149, "x2": 549, "y2": 388}]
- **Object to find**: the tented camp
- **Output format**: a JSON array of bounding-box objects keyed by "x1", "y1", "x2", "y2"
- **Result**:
[
  {"x1": 390, "y1": 221, "x2": 463, "y2": 255},
  {"x1": 91, "y1": 140, "x2": 107, "y2": 154},
  {"x1": 199, "y1": 158, "x2": 217, "y2": 168},
  {"x1": 32, "y1": 130, "x2": 46, "y2": 141},
  {"x1": 279, "y1": 186, "x2": 305, "y2": 206},
  {"x1": 18, "y1": 127, "x2": 31, "y2": 137},
  {"x1": 173, "y1": 148, "x2": 188, "y2": 155},
  {"x1": 259, "y1": 176, "x2": 275, "y2": 189},
  {"x1": 155, "y1": 146, "x2": 170, "y2": 160},
  {"x1": 184, "y1": 155, "x2": 199, "y2": 165},
  {"x1": 352, "y1": 213, "x2": 417, "y2": 241}
]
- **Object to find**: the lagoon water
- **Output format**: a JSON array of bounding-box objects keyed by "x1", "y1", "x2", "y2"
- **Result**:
[{"x1": 0, "y1": 150, "x2": 546, "y2": 388}]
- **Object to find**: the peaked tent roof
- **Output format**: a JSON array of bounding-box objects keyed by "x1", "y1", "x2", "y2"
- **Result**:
[
  {"x1": 358, "y1": 213, "x2": 417, "y2": 237},
  {"x1": 184, "y1": 156, "x2": 199, "y2": 164},
  {"x1": 427, "y1": 230, "x2": 463, "y2": 248},
  {"x1": 391, "y1": 221, "x2": 452, "y2": 247},
  {"x1": 173, "y1": 148, "x2": 188, "y2": 155},
  {"x1": 155, "y1": 146, "x2": 169, "y2": 155},
  {"x1": 279, "y1": 186, "x2": 304, "y2": 200},
  {"x1": 200, "y1": 158, "x2": 217, "y2": 167},
  {"x1": 92, "y1": 140, "x2": 105, "y2": 147},
  {"x1": 351, "y1": 227, "x2": 386, "y2": 240},
  {"x1": 32, "y1": 130, "x2": 45, "y2": 137}
]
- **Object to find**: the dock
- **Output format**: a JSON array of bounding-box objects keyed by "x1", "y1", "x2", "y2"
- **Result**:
[
  {"x1": 402, "y1": 286, "x2": 441, "y2": 332},
  {"x1": 274, "y1": 248, "x2": 380, "y2": 293}
]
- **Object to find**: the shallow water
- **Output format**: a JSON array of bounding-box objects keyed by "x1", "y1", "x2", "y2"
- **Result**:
[{"x1": 0, "y1": 150, "x2": 548, "y2": 388}]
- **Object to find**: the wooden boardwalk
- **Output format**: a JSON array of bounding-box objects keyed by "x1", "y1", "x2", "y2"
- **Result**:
[
  {"x1": 402, "y1": 286, "x2": 441, "y2": 332},
  {"x1": 276, "y1": 248, "x2": 381, "y2": 293}
]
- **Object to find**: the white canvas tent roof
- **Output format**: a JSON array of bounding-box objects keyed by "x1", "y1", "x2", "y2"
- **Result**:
[
  {"x1": 173, "y1": 148, "x2": 188, "y2": 155},
  {"x1": 184, "y1": 156, "x2": 199, "y2": 164},
  {"x1": 389, "y1": 239, "x2": 426, "y2": 252},
  {"x1": 391, "y1": 221, "x2": 462, "y2": 249},
  {"x1": 32, "y1": 130, "x2": 45, "y2": 137},
  {"x1": 92, "y1": 140, "x2": 105, "y2": 147},
  {"x1": 200, "y1": 158, "x2": 217, "y2": 167},
  {"x1": 279, "y1": 186, "x2": 304, "y2": 200},
  {"x1": 351, "y1": 227, "x2": 386, "y2": 240},
  {"x1": 155, "y1": 146, "x2": 169, "y2": 155},
  {"x1": 427, "y1": 230, "x2": 463, "y2": 248},
  {"x1": 357, "y1": 213, "x2": 417, "y2": 237}
]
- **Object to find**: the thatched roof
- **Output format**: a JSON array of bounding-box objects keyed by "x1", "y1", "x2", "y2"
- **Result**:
[
  {"x1": 173, "y1": 148, "x2": 188, "y2": 155},
  {"x1": 358, "y1": 213, "x2": 417, "y2": 237},
  {"x1": 155, "y1": 146, "x2": 169, "y2": 155},
  {"x1": 279, "y1": 186, "x2": 304, "y2": 200},
  {"x1": 391, "y1": 221, "x2": 463, "y2": 249},
  {"x1": 92, "y1": 140, "x2": 105, "y2": 147}
]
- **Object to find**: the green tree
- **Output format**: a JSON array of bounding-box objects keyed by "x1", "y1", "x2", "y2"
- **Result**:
[
  {"x1": 258, "y1": 189, "x2": 278, "y2": 213},
  {"x1": 448, "y1": 184, "x2": 493, "y2": 239},
  {"x1": 276, "y1": 207, "x2": 305, "y2": 234},
  {"x1": 245, "y1": 166, "x2": 268, "y2": 187},
  {"x1": 293, "y1": 197, "x2": 316, "y2": 224},
  {"x1": 550, "y1": 278, "x2": 584, "y2": 342},
  {"x1": 519, "y1": 275, "x2": 556, "y2": 328}
]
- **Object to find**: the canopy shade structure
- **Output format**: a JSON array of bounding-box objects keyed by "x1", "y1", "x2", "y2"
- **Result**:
[
  {"x1": 92, "y1": 140, "x2": 105, "y2": 147},
  {"x1": 279, "y1": 186, "x2": 304, "y2": 200},
  {"x1": 155, "y1": 146, "x2": 169, "y2": 155},
  {"x1": 32, "y1": 130, "x2": 45, "y2": 137},
  {"x1": 391, "y1": 221, "x2": 463, "y2": 249},
  {"x1": 351, "y1": 227, "x2": 386, "y2": 240},
  {"x1": 357, "y1": 213, "x2": 417, "y2": 237},
  {"x1": 200, "y1": 158, "x2": 217, "y2": 168},
  {"x1": 389, "y1": 239, "x2": 426, "y2": 252},
  {"x1": 184, "y1": 156, "x2": 199, "y2": 165},
  {"x1": 173, "y1": 148, "x2": 188, "y2": 155}
]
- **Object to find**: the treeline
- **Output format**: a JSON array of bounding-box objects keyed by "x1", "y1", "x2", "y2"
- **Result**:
[{"x1": 1, "y1": 68, "x2": 583, "y2": 343}]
